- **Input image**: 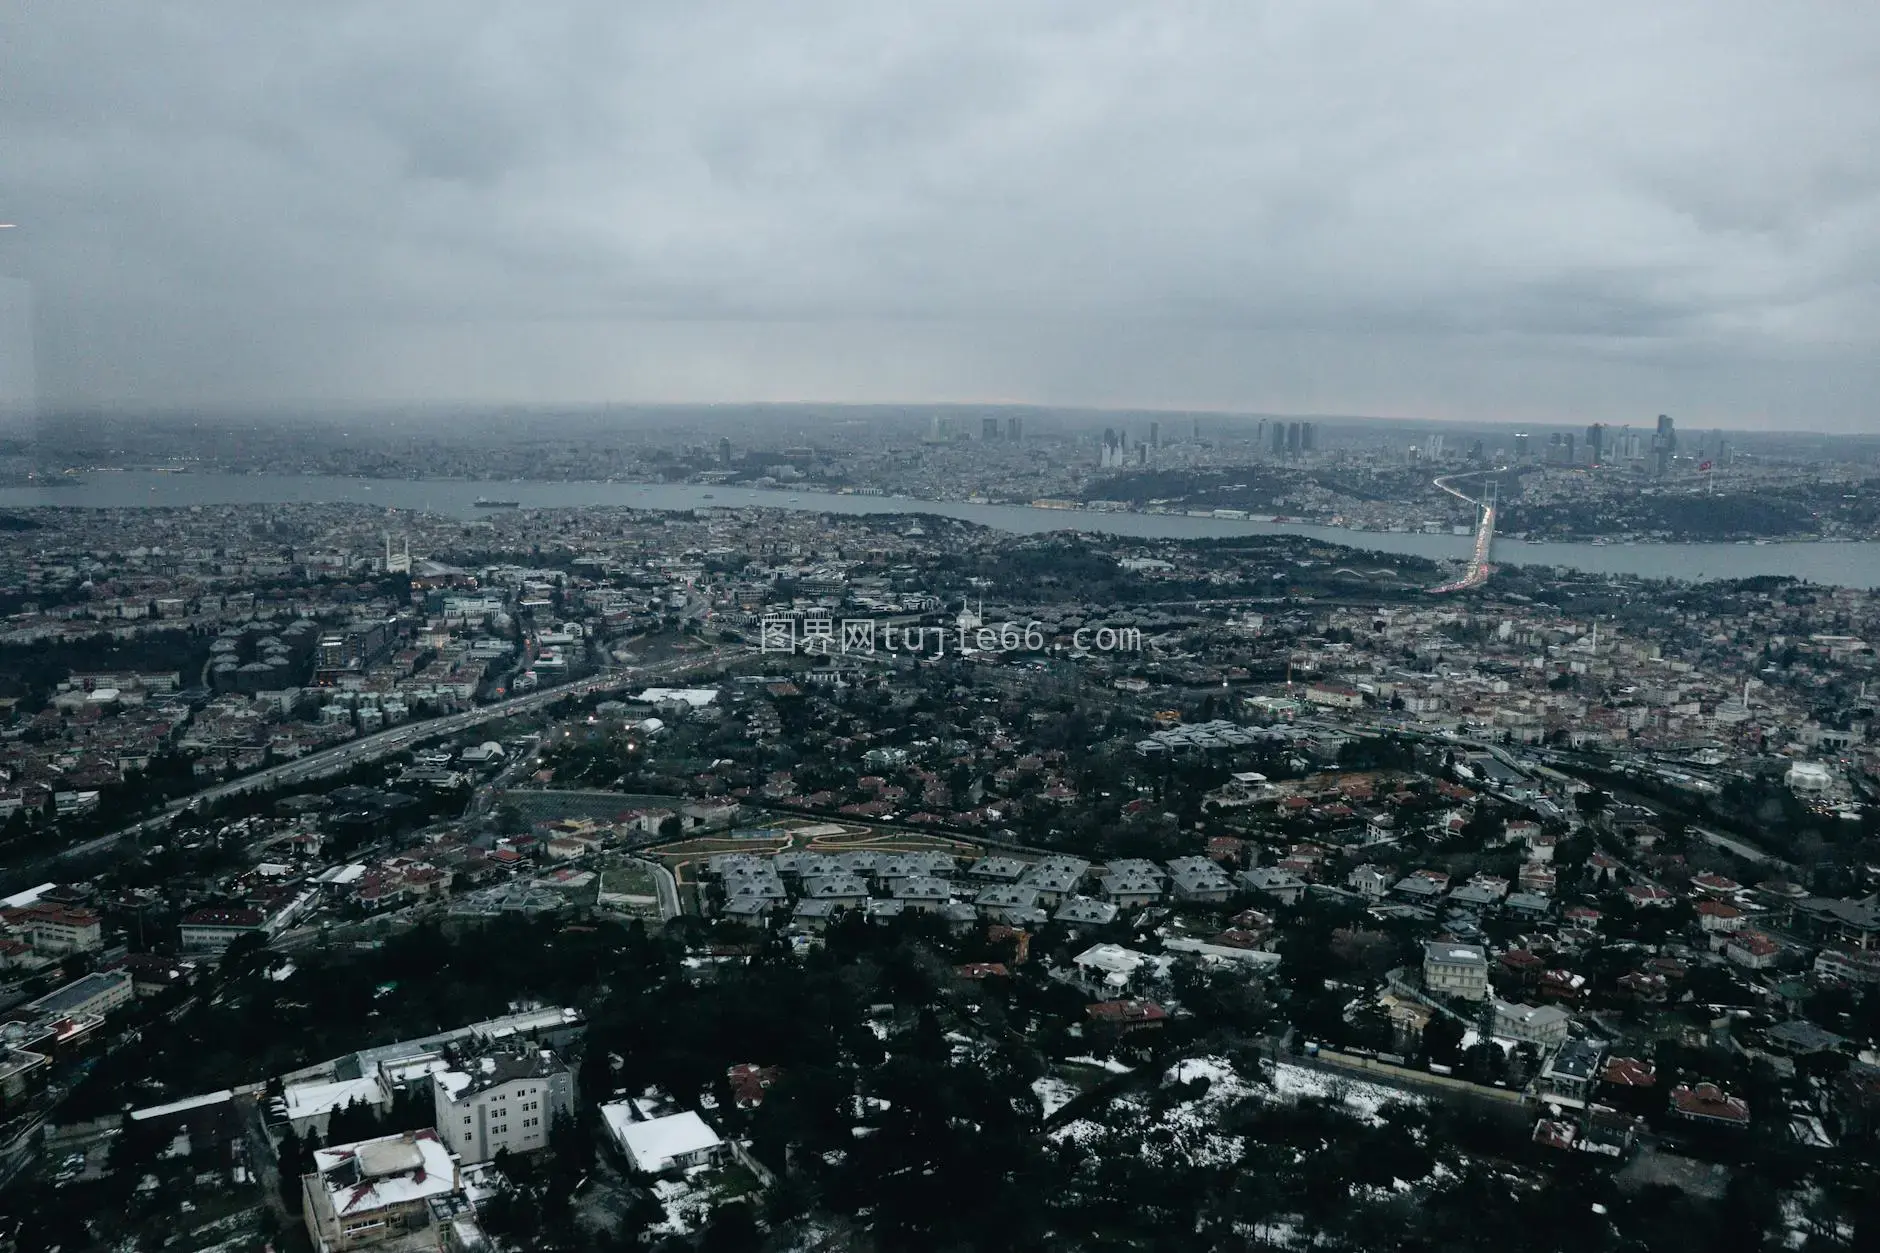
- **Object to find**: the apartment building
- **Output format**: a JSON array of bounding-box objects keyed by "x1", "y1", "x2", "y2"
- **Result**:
[
  {"x1": 1423, "y1": 941, "x2": 1489, "y2": 1002},
  {"x1": 432, "y1": 1044, "x2": 576, "y2": 1164}
]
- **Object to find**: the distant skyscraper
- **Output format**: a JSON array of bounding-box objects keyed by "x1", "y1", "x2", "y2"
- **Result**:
[
  {"x1": 982, "y1": 416, "x2": 1001, "y2": 441},
  {"x1": 1584, "y1": 423, "x2": 1605, "y2": 466},
  {"x1": 1149, "y1": 421, "x2": 1160, "y2": 450},
  {"x1": 1300, "y1": 421, "x2": 1316, "y2": 453},
  {"x1": 1271, "y1": 422, "x2": 1286, "y2": 457},
  {"x1": 717, "y1": 437, "x2": 732, "y2": 466},
  {"x1": 1425, "y1": 433, "x2": 1444, "y2": 461},
  {"x1": 1286, "y1": 422, "x2": 1301, "y2": 454},
  {"x1": 1100, "y1": 427, "x2": 1121, "y2": 469},
  {"x1": 1191, "y1": 418, "x2": 1201, "y2": 440},
  {"x1": 1007, "y1": 415, "x2": 1023, "y2": 441},
  {"x1": 1513, "y1": 432, "x2": 1530, "y2": 463},
  {"x1": 1653, "y1": 414, "x2": 1676, "y2": 476}
]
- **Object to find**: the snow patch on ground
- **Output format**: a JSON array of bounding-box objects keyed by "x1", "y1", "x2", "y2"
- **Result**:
[
  {"x1": 1064, "y1": 1054, "x2": 1133, "y2": 1074},
  {"x1": 1139, "y1": 1056, "x2": 1257, "y2": 1167},
  {"x1": 1269, "y1": 1062, "x2": 1423, "y2": 1126},
  {"x1": 1049, "y1": 1117, "x2": 1107, "y2": 1147},
  {"x1": 1033, "y1": 1076, "x2": 1079, "y2": 1118}
]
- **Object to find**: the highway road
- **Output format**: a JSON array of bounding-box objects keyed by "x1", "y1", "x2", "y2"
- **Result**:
[
  {"x1": 1431, "y1": 470, "x2": 1500, "y2": 593},
  {"x1": 52, "y1": 651, "x2": 726, "y2": 864}
]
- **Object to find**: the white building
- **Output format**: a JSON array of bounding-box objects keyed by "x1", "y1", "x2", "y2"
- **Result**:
[
  {"x1": 600, "y1": 1106, "x2": 725, "y2": 1175},
  {"x1": 1786, "y1": 761, "x2": 1834, "y2": 794},
  {"x1": 302, "y1": 1129, "x2": 459, "y2": 1253},
  {"x1": 1491, "y1": 1000, "x2": 1571, "y2": 1047},
  {"x1": 1422, "y1": 942, "x2": 1489, "y2": 1002},
  {"x1": 281, "y1": 1074, "x2": 392, "y2": 1139},
  {"x1": 432, "y1": 1045, "x2": 576, "y2": 1164},
  {"x1": 1072, "y1": 943, "x2": 1151, "y2": 998}
]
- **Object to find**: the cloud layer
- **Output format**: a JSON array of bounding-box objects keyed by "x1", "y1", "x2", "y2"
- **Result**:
[{"x1": 5, "y1": 1, "x2": 1879, "y2": 426}]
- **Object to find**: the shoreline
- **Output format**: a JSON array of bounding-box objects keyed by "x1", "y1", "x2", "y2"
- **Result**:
[{"x1": 10, "y1": 468, "x2": 1857, "y2": 548}]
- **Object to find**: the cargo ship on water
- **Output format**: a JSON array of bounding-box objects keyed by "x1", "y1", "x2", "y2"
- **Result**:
[{"x1": 473, "y1": 497, "x2": 521, "y2": 509}]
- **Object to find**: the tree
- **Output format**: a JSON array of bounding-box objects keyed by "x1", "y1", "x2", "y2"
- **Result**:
[
  {"x1": 1574, "y1": 789, "x2": 1612, "y2": 822},
  {"x1": 1420, "y1": 1014, "x2": 1464, "y2": 1066}
]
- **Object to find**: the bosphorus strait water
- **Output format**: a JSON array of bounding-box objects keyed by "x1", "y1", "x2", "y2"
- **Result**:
[{"x1": 6, "y1": 471, "x2": 1879, "y2": 587}]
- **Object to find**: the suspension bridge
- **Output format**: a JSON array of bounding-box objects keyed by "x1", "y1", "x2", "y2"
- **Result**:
[{"x1": 1429, "y1": 472, "x2": 1498, "y2": 593}]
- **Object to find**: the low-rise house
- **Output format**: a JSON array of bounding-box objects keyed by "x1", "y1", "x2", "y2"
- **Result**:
[
  {"x1": 974, "y1": 885, "x2": 1046, "y2": 926},
  {"x1": 1393, "y1": 871, "x2": 1449, "y2": 903},
  {"x1": 1724, "y1": 931, "x2": 1779, "y2": 970},
  {"x1": 791, "y1": 898, "x2": 844, "y2": 931},
  {"x1": 1018, "y1": 864, "x2": 1085, "y2": 907},
  {"x1": 1073, "y1": 943, "x2": 1151, "y2": 998},
  {"x1": 1054, "y1": 897, "x2": 1119, "y2": 927},
  {"x1": 1537, "y1": 1038, "x2": 1603, "y2": 1108},
  {"x1": 1085, "y1": 998, "x2": 1169, "y2": 1032},
  {"x1": 1669, "y1": 1082, "x2": 1750, "y2": 1130},
  {"x1": 1346, "y1": 864, "x2": 1392, "y2": 899},
  {"x1": 1240, "y1": 866, "x2": 1307, "y2": 905},
  {"x1": 600, "y1": 1106, "x2": 725, "y2": 1175},
  {"x1": 1098, "y1": 866, "x2": 1163, "y2": 908},
  {"x1": 726, "y1": 1064, "x2": 782, "y2": 1109},
  {"x1": 965, "y1": 856, "x2": 1026, "y2": 885},
  {"x1": 892, "y1": 876, "x2": 952, "y2": 912},
  {"x1": 301, "y1": 1130, "x2": 460, "y2": 1253},
  {"x1": 1492, "y1": 1000, "x2": 1572, "y2": 1047},
  {"x1": 799, "y1": 875, "x2": 870, "y2": 908}
]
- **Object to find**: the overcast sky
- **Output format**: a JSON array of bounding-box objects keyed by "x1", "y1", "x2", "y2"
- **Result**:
[{"x1": 4, "y1": 2, "x2": 1878, "y2": 428}]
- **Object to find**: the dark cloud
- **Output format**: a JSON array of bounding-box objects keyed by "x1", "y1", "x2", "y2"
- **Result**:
[{"x1": 3, "y1": 1, "x2": 1878, "y2": 427}]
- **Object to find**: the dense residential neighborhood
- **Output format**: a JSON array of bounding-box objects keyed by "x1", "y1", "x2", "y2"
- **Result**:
[{"x1": 0, "y1": 484, "x2": 1875, "y2": 1252}]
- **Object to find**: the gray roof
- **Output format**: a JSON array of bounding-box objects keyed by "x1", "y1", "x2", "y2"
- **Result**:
[
  {"x1": 1763, "y1": 1019, "x2": 1847, "y2": 1054},
  {"x1": 721, "y1": 896, "x2": 774, "y2": 917},
  {"x1": 1100, "y1": 870, "x2": 1164, "y2": 898},
  {"x1": 1055, "y1": 897, "x2": 1119, "y2": 925},
  {"x1": 1241, "y1": 867, "x2": 1306, "y2": 893},
  {"x1": 975, "y1": 885, "x2": 1042, "y2": 909},
  {"x1": 892, "y1": 876, "x2": 952, "y2": 902},
  {"x1": 1423, "y1": 941, "x2": 1487, "y2": 969}
]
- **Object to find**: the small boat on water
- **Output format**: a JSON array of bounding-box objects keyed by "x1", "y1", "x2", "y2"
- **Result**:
[{"x1": 473, "y1": 498, "x2": 521, "y2": 509}]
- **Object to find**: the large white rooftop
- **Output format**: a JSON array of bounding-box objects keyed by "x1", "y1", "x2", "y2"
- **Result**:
[
  {"x1": 312, "y1": 1129, "x2": 457, "y2": 1217},
  {"x1": 601, "y1": 1106, "x2": 723, "y2": 1172}
]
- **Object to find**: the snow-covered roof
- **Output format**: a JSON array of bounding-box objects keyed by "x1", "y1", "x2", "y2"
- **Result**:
[
  {"x1": 129, "y1": 1089, "x2": 233, "y2": 1121},
  {"x1": 283, "y1": 1074, "x2": 389, "y2": 1124},
  {"x1": 635, "y1": 687, "x2": 719, "y2": 708},
  {"x1": 312, "y1": 1129, "x2": 457, "y2": 1217},
  {"x1": 600, "y1": 1106, "x2": 723, "y2": 1172},
  {"x1": 1073, "y1": 943, "x2": 1148, "y2": 975}
]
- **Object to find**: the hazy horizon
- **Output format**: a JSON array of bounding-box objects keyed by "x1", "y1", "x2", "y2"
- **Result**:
[{"x1": 5, "y1": 3, "x2": 1879, "y2": 429}]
